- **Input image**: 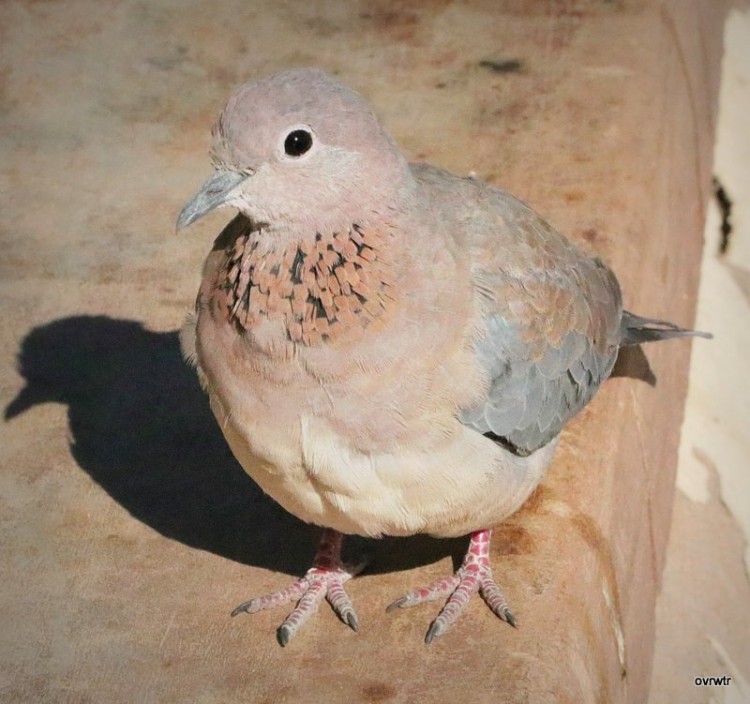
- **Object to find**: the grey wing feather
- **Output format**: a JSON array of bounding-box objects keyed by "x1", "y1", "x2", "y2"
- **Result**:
[
  {"x1": 412, "y1": 164, "x2": 624, "y2": 455},
  {"x1": 459, "y1": 320, "x2": 617, "y2": 455}
]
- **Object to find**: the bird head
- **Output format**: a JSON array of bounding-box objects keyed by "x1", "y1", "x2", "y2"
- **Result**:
[{"x1": 177, "y1": 68, "x2": 412, "y2": 241}]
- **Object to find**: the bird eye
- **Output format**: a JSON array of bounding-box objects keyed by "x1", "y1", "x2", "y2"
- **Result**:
[{"x1": 284, "y1": 129, "x2": 313, "y2": 157}]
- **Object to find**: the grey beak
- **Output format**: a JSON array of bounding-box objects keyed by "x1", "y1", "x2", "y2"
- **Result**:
[{"x1": 176, "y1": 170, "x2": 250, "y2": 229}]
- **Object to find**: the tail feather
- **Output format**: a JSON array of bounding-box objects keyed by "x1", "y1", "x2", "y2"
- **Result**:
[{"x1": 620, "y1": 311, "x2": 712, "y2": 346}]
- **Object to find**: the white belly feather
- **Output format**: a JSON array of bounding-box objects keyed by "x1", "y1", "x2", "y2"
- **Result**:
[{"x1": 209, "y1": 380, "x2": 556, "y2": 539}]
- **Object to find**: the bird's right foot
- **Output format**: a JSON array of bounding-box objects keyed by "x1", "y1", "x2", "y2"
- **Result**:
[{"x1": 231, "y1": 528, "x2": 366, "y2": 646}]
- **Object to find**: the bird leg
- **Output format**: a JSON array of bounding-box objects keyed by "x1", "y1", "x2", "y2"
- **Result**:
[
  {"x1": 386, "y1": 529, "x2": 515, "y2": 644},
  {"x1": 231, "y1": 528, "x2": 366, "y2": 646}
]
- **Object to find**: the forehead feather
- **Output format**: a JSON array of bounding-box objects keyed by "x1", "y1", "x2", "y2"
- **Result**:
[{"x1": 214, "y1": 68, "x2": 384, "y2": 160}]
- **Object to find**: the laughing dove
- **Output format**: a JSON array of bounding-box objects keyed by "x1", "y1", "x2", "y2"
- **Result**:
[{"x1": 177, "y1": 68, "x2": 708, "y2": 645}]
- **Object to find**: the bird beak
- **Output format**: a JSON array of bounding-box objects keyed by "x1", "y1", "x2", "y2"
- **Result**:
[{"x1": 176, "y1": 170, "x2": 250, "y2": 229}]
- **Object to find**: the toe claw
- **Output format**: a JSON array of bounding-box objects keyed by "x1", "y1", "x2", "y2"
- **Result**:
[
  {"x1": 277, "y1": 624, "x2": 292, "y2": 647},
  {"x1": 345, "y1": 611, "x2": 359, "y2": 632},
  {"x1": 425, "y1": 619, "x2": 443, "y2": 645},
  {"x1": 385, "y1": 596, "x2": 408, "y2": 613},
  {"x1": 230, "y1": 602, "x2": 251, "y2": 617}
]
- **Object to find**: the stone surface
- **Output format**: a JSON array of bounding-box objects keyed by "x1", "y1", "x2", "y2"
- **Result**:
[
  {"x1": 0, "y1": 1, "x2": 726, "y2": 702},
  {"x1": 650, "y1": 7, "x2": 750, "y2": 703}
]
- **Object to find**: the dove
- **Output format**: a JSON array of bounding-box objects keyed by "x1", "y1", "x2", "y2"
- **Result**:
[{"x1": 176, "y1": 68, "x2": 709, "y2": 646}]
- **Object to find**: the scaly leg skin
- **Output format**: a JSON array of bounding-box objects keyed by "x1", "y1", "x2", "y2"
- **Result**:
[
  {"x1": 231, "y1": 528, "x2": 366, "y2": 646},
  {"x1": 386, "y1": 529, "x2": 515, "y2": 644}
]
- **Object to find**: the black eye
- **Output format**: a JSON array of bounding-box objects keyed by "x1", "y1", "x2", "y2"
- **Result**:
[{"x1": 284, "y1": 129, "x2": 313, "y2": 157}]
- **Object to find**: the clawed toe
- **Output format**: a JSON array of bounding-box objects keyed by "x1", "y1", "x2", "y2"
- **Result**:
[
  {"x1": 232, "y1": 529, "x2": 366, "y2": 646},
  {"x1": 271, "y1": 570, "x2": 358, "y2": 646},
  {"x1": 387, "y1": 529, "x2": 515, "y2": 643},
  {"x1": 385, "y1": 572, "x2": 461, "y2": 612}
]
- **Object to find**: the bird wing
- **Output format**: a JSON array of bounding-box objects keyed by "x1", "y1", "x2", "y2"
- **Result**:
[{"x1": 429, "y1": 170, "x2": 624, "y2": 455}]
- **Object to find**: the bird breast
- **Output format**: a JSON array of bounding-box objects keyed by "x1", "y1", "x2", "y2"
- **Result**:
[{"x1": 216, "y1": 221, "x2": 398, "y2": 346}]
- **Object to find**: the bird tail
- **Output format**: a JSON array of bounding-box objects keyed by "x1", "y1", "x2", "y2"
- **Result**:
[{"x1": 620, "y1": 310, "x2": 712, "y2": 346}]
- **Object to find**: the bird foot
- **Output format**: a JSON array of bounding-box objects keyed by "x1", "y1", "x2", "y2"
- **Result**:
[
  {"x1": 386, "y1": 529, "x2": 515, "y2": 644},
  {"x1": 231, "y1": 529, "x2": 366, "y2": 646}
]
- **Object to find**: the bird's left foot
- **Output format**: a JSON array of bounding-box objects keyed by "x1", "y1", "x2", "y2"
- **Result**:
[
  {"x1": 231, "y1": 528, "x2": 366, "y2": 646},
  {"x1": 386, "y1": 529, "x2": 515, "y2": 644}
]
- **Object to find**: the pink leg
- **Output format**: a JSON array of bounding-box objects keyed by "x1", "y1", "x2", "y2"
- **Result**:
[
  {"x1": 231, "y1": 528, "x2": 366, "y2": 646},
  {"x1": 386, "y1": 529, "x2": 515, "y2": 644}
]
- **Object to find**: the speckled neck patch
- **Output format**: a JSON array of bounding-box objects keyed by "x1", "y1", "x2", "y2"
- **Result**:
[{"x1": 220, "y1": 225, "x2": 395, "y2": 345}]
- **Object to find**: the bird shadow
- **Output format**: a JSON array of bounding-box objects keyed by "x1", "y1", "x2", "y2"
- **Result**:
[
  {"x1": 611, "y1": 345, "x2": 657, "y2": 386},
  {"x1": 5, "y1": 315, "x2": 463, "y2": 577}
]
